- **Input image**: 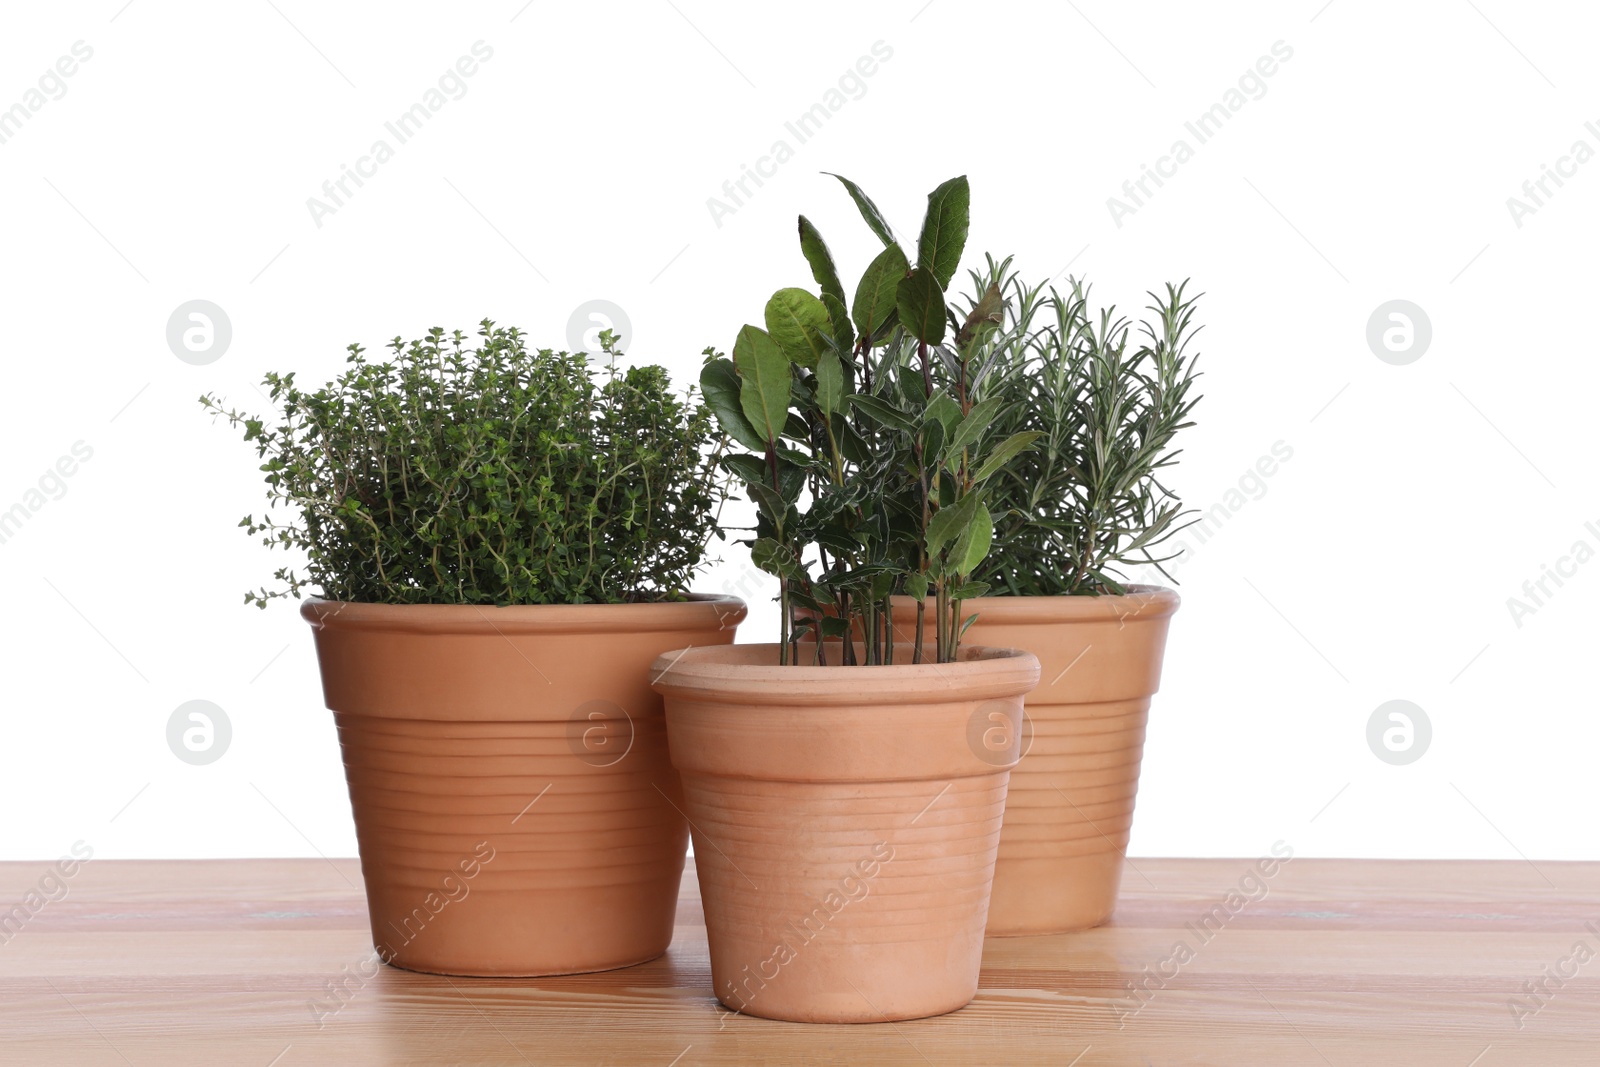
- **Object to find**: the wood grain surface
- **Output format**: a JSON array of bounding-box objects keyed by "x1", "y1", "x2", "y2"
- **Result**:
[{"x1": 0, "y1": 856, "x2": 1595, "y2": 1065}]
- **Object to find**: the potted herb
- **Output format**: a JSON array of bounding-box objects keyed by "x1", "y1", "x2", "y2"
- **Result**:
[
  {"x1": 917, "y1": 259, "x2": 1203, "y2": 934},
  {"x1": 201, "y1": 322, "x2": 745, "y2": 976},
  {"x1": 650, "y1": 177, "x2": 1041, "y2": 1023}
]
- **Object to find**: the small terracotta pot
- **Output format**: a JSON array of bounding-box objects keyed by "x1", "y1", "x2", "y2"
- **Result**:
[
  {"x1": 886, "y1": 589, "x2": 1179, "y2": 934},
  {"x1": 650, "y1": 643, "x2": 1040, "y2": 1023},
  {"x1": 301, "y1": 594, "x2": 746, "y2": 976}
]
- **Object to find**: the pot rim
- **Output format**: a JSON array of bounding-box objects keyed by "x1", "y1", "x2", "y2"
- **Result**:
[
  {"x1": 300, "y1": 592, "x2": 747, "y2": 636},
  {"x1": 649, "y1": 642, "x2": 1039, "y2": 706},
  {"x1": 890, "y1": 584, "x2": 1179, "y2": 624}
]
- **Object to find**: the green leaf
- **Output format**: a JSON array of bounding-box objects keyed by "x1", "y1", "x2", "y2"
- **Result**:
[
  {"x1": 925, "y1": 390, "x2": 962, "y2": 433},
  {"x1": 815, "y1": 350, "x2": 844, "y2": 420},
  {"x1": 868, "y1": 308, "x2": 901, "y2": 346},
  {"x1": 896, "y1": 267, "x2": 947, "y2": 346},
  {"x1": 949, "y1": 500, "x2": 993, "y2": 577},
  {"x1": 834, "y1": 412, "x2": 870, "y2": 462},
  {"x1": 972, "y1": 430, "x2": 1045, "y2": 482},
  {"x1": 751, "y1": 537, "x2": 806, "y2": 581},
  {"x1": 920, "y1": 412, "x2": 945, "y2": 468},
  {"x1": 746, "y1": 480, "x2": 791, "y2": 524},
  {"x1": 781, "y1": 411, "x2": 810, "y2": 442},
  {"x1": 946, "y1": 396, "x2": 1003, "y2": 458},
  {"x1": 950, "y1": 580, "x2": 990, "y2": 602},
  {"x1": 814, "y1": 524, "x2": 859, "y2": 558},
  {"x1": 848, "y1": 392, "x2": 916, "y2": 432},
  {"x1": 820, "y1": 292, "x2": 854, "y2": 354},
  {"x1": 732, "y1": 325, "x2": 792, "y2": 445},
  {"x1": 776, "y1": 453, "x2": 808, "y2": 501},
  {"x1": 819, "y1": 615, "x2": 852, "y2": 638},
  {"x1": 824, "y1": 172, "x2": 895, "y2": 247},
  {"x1": 721, "y1": 453, "x2": 769, "y2": 488},
  {"x1": 699, "y1": 358, "x2": 767, "y2": 452},
  {"x1": 916, "y1": 175, "x2": 970, "y2": 290},
  {"x1": 956, "y1": 280, "x2": 1004, "y2": 347},
  {"x1": 798, "y1": 215, "x2": 846, "y2": 305},
  {"x1": 764, "y1": 288, "x2": 831, "y2": 368},
  {"x1": 904, "y1": 571, "x2": 929, "y2": 602},
  {"x1": 851, "y1": 243, "x2": 909, "y2": 340},
  {"x1": 926, "y1": 491, "x2": 979, "y2": 558}
]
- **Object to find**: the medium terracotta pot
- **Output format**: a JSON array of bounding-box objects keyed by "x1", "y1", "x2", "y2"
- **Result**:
[
  {"x1": 650, "y1": 643, "x2": 1040, "y2": 1023},
  {"x1": 301, "y1": 594, "x2": 746, "y2": 977},
  {"x1": 886, "y1": 588, "x2": 1179, "y2": 934}
]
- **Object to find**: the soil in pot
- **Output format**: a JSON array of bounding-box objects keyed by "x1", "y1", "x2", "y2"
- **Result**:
[
  {"x1": 302, "y1": 594, "x2": 746, "y2": 977},
  {"x1": 651, "y1": 642, "x2": 1040, "y2": 1023}
]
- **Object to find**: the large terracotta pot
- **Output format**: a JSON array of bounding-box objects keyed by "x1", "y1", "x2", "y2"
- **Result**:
[
  {"x1": 889, "y1": 588, "x2": 1179, "y2": 934},
  {"x1": 650, "y1": 643, "x2": 1040, "y2": 1023},
  {"x1": 301, "y1": 594, "x2": 746, "y2": 976}
]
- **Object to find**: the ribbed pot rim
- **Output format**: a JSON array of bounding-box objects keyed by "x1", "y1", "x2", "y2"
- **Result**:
[
  {"x1": 649, "y1": 642, "x2": 1039, "y2": 706},
  {"x1": 300, "y1": 593, "x2": 747, "y2": 635},
  {"x1": 891, "y1": 585, "x2": 1179, "y2": 625}
]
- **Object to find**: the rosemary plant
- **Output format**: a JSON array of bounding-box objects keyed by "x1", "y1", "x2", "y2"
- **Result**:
[
  {"x1": 702, "y1": 176, "x2": 1039, "y2": 665},
  {"x1": 961, "y1": 257, "x2": 1204, "y2": 596},
  {"x1": 201, "y1": 320, "x2": 729, "y2": 607}
]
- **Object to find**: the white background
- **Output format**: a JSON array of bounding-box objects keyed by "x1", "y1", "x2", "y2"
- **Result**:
[{"x1": 2, "y1": 1, "x2": 1594, "y2": 867}]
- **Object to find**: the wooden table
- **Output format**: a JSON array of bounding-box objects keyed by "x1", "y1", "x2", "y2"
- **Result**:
[{"x1": 2, "y1": 857, "x2": 1595, "y2": 1065}]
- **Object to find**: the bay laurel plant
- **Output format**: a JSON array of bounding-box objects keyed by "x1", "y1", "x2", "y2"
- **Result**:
[
  {"x1": 957, "y1": 256, "x2": 1204, "y2": 596},
  {"x1": 700, "y1": 175, "x2": 1042, "y2": 666},
  {"x1": 200, "y1": 321, "x2": 729, "y2": 607}
]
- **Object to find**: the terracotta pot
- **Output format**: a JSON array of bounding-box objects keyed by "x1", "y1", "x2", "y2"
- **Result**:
[
  {"x1": 301, "y1": 594, "x2": 746, "y2": 976},
  {"x1": 650, "y1": 643, "x2": 1040, "y2": 1023},
  {"x1": 883, "y1": 589, "x2": 1179, "y2": 934}
]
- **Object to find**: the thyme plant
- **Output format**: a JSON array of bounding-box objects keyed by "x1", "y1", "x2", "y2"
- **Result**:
[
  {"x1": 201, "y1": 320, "x2": 728, "y2": 606},
  {"x1": 702, "y1": 175, "x2": 1039, "y2": 665},
  {"x1": 961, "y1": 257, "x2": 1204, "y2": 596}
]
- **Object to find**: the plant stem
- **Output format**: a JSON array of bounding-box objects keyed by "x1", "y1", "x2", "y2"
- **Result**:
[{"x1": 779, "y1": 582, "x2": 790, "y2": 666}]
